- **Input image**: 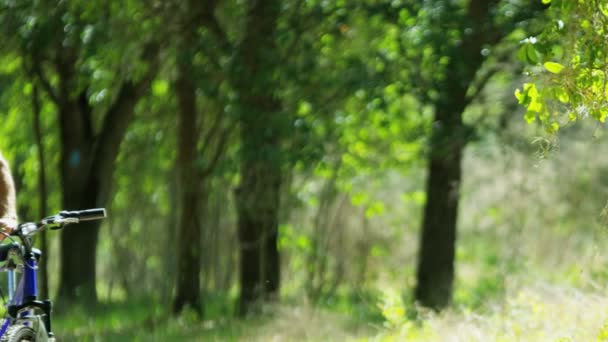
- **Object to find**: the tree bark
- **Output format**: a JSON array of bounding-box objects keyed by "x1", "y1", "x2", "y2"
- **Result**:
[
  {"x1": 235, "y1": 135, "x2": 282, "y2": 314},
  {"x1": 414, "y1": 0, "x2": 500, "y2": 310},
  {"x1": 414, "y1": 111, "x2": 465, "y2": 309},
  {"x1": 232, "y1": 0, "x2": 284, "y2": 315},
  {"x1": 57, "y1": 93, "x2": 99, "y2": 301},
  {"x1": 263, "y1": 190, "x2": 281, "y2": 297},
  {"x1": 235, "y1": 106, "x2": 283, "y2": 314},
  {"x1": 173, "y1": 49, "x2": 204, "y2": 315},
  {"x1": 31, "y1": 84, "x2": 49, "y2": 299}
]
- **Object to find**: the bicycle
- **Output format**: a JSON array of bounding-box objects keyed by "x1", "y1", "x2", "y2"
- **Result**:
[{"x1": 0, "y1": 208, "x2": 106, "y2": 341}]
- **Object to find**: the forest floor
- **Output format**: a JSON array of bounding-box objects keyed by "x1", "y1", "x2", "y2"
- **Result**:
[
  {"x1": 243, "y1": 283, "x2": 608, "y2": 341},
  {"x1": 52, "y1": 279, "x2": 608, "y2": 341}
]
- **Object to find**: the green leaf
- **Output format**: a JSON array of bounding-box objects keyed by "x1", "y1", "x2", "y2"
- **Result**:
[
  {"x1": 554, "y1": 87, "x2": 569, "y2": 103},
  {"x1": 544, "y1": 62, "x2": 565, "y2": 74},
  {"x1": 600, "y1": 108, "x2": 608, "y2": 123},
  {"x1": 526, "y1": 44, "x2": 539, "y2": 64},
  {"x1": 514, "y1": 88, "x2": 524, "y2": 103},
  {"x1": 541, "y1": 0, "x2": 551, "y2": 4},
  {"x1": 298, "y1": 101, "x2": 312, "y2": 115},
  {"x1": 517, "y1": 45, "x2": 528, "y2": 63},
  {"x1": 152, "y1": 80, "x2": 169, "y2": 96},
  {"x1": 547, "y1": 122, "x2": 560, "y2": 134},
  {"x1": 524, "y1": 111, "x2": 536, "y2": 123},
  {"x1": 514, "y1": 83, "x2": 537, "y2": 106}
]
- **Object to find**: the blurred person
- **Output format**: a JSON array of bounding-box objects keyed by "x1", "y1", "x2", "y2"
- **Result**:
[{"x1": 0, "y1": 151, "x2": 17, "y2": 238}]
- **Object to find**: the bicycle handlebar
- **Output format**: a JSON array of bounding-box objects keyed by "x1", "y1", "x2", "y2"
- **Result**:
[
  {"x1": 0, "y1": 208, "x2": 107, "y2": 267},
  {"x1": 59, "y1": 208, "x2": 107, "y2": 221},
  {"x1": 15, "y1": 208, "x2": 107, "y2": 237}
]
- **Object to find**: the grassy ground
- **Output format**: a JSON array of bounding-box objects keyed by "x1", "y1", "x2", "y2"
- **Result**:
[
  {"x1": 52, "y1": 295, "x2": 245, "y2": 341},
  {"x1": 50, "y1": 223, "x2": 608, "y2": 341},
  {"x1": 50, "y1": 281, "x2": 608, "y2": 341}
]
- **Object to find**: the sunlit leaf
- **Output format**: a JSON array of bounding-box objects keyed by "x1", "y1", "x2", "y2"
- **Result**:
[{"x1": 543, "y1": 62, "x2": 565, "y2": 74}]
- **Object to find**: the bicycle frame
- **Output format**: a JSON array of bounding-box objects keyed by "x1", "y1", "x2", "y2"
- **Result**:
[{"x1": 0, "y1": 245, "x2": 52, "y2": 340}]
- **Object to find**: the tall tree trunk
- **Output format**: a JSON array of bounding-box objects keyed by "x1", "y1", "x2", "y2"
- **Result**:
[
  {"x1": 59, "y1": 218, "x2": 100, "y2": 301},
  {"x1": 414, "y1": 0, "x2": 501, "y2": 310},
  {"x1": 414, "y1": 107, "x2": 465, "y2": 309},
  {"x1": 57, "y1": 96, "x2": 99, "y2": 302},
  {"x1": 235, "y1": 135, "x2": 282, "y2": 314},
  {"x1": 173, "y1": 50, "x2": 203, "y2": 315},
  {"x1": 235, "y1": 179, "x2": 263, "y2": 314},
  {"x1": 235, "y1": 112, "x2": 283, "y2": 313},
  {"x1": 31, "y1": 84, "x2": 49, "y2": 299},
  {"x1": 233, "y1": 0, "x2": 283, "y2": 315}
]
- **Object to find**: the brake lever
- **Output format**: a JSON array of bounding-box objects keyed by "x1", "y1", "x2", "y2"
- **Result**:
[
  {"x1": 46, "y1": 217, "x2": 79, "y2": 230},
  {"x1": 48, "y1": 223, "x2": 63, "y2": 230}
]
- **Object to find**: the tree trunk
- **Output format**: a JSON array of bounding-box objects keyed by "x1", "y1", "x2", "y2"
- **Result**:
[
  {"x1": 263, "y1": 189, "x2": 281, "y2": 297},
  {"x1": 59, "y1": 218, "x2": 100, "y2": 301},
  {"x1": 235, "y1": 182, "x2": 263, "y2": 314},
  {"x1": 414, "y1": 0, "x2": 502, "y2": 310},
  {"x1": 57, "y1": 97, "x2": 99, "y2": 302},
  {"x1": 56, "y1": 85, "x2": 152, "y2": 302},
  {"x1": 414, "y1": 112, "x2": 464, "y2": 309},
  {"x1": 235, "y1": 149, "x2": 282, "y2": 314},
  {"x1": 31, "y1": 84, "x2": 49, "y2": 299},
  {"x1": 173, "y1": 51, "x2": 203, "y2": 315},
  {"x1": 233, "y1": 0, "x2": 283, "y2": 316}
]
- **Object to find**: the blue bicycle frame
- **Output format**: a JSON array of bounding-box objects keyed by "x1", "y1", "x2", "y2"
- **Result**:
[{"x1": 0, "y1": 245, "x2": 52, "y2": 339}]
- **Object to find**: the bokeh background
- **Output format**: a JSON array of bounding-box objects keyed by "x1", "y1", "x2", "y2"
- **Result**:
[{"x1": 0, "y1": 0, "x2": 607, "y2": 340}]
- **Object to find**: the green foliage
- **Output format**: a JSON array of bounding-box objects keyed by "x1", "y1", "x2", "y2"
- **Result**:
[
  {"x1": 517, "y1": 0, "x2": 608, "y2": 130},
  {"x1": 378, "y1": 289, "x2": 406, "y2": 328}
]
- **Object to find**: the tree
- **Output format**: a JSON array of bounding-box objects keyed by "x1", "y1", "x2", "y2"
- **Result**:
[
  {"x1": 188, "y1": 0, "x2": 330, "y2": 315},
  {"x1": 174, "y1": 45, "x2": 204, "y2": 315},
  {"x1": 1, "y1": 1, "x2": 159, "y2": 302},
  {"x1": 394, "y1": 0, "x2": 546, "y2": 309},
  {"x1": 153, "y1": 0, "x2": 238, "y2": 315},
  {"x1": 230, "y1": 0, "x2": 287, "y2": 315}
]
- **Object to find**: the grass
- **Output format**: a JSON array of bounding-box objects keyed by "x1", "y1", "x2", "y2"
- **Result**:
[
  {"x1": 373, "y1": 282, "x2": 608, "y2": 341},
  {"x1": 52, "y1": 296, "x2": 245, "y2": 341},
  {"x1": 48, "y1": 274, "x2": 608, "y2": 341}
]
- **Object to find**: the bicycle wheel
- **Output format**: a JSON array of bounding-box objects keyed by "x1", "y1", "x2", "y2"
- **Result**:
[{"x1": 0, "y1": 325, "x2": 36, "y2": 342}]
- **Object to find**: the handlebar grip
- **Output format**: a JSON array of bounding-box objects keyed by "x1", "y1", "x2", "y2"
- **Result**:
[{"x1": 60, "y1": 208, "x2": 107, "y2": 221}]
